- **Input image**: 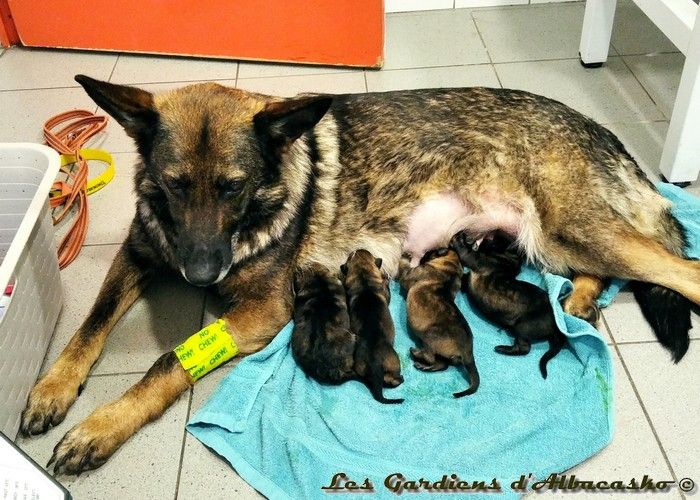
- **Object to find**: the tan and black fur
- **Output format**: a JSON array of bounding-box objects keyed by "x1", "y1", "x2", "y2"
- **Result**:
[
  {"x1": 21, "y1": 77, "x2": 700, "y2": 474},
  {"x1": 450, "y1": 230, "x2": 567, "y2": 379},
  {"x1": 341, "y1": 249, "x2": 403, "y2": 404},
  {"x1": 398, "y1": 249, "x2": 480, "y2": 398},
  {"x1": 291, "y1": 263, "x2": 355, "y2": 384}
]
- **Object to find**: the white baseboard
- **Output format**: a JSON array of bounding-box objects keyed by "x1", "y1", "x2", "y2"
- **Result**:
[
  {"x1": 385, "y1": 0, "x2": 454, "y2": 13},
  {"x1": 386, "y1": 0, "x2": 580, "y2": 12}
]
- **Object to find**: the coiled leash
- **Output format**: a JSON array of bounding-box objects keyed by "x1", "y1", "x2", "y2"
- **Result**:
[{"x1": 44, "y1": 110, "x2": 114, "y2": 268}]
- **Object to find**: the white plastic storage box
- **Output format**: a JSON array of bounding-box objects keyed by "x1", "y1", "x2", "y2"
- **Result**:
[{"x1": 0, "y1": 144, "x2": 63, "y2": 439}]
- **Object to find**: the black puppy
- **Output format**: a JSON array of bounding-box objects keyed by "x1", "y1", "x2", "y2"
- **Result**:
[
  {"x1": 450, "y1": 231, "x2": 567, "y2": 379},
  {"x1": 292, "y1": 263, "x2": 355, "y2": 384}
]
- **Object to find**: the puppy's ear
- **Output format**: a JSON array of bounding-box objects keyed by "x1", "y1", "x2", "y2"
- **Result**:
[
  {"x1": 254, "y1": 95, "x2": 333, "y2": 158},
  {"x1": 340, "y1": 264, "x2": 348, "y2": 276},
  {"x1": 375, "y1": 258, "x2": 383, "y2": 269},
  {"x1": 75, "y1": 75, "x2": 158, "y2": 156}
]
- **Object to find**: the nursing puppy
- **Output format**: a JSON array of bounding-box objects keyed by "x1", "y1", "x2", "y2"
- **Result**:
[
  {"x1": 341, "y1": 249, "x2": 404, "y2": 404},
  {"x1": 398, "y1": 248, "x2": 480, "y2": 398},
  {"x1": 292, "y1": 263, "x2": 355, "y2": 384},
  {"x1": 450, "y1": 230, "x2": 567, "y2": 379}
]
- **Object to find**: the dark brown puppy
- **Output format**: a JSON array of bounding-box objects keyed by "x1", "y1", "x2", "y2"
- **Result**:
[
  {"x1": 341, "y1": 249, "x2": 404, "y2": 404},
  {"x1": 450, "y1": 231, "x2": 567, "y2": 379},
  {"x1": 292, "y1": 263, "x2": 355, "y2": 384},
  {"x1": 398, "y1": 248, "x2": 479, "y2": 398}
]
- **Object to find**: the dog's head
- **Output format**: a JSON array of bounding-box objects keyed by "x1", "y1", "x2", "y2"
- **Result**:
[{"x1": 76, "y1": 75, "x2": 332, "y2": 286}]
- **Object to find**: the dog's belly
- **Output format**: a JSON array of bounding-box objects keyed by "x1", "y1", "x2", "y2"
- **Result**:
[{"x1": 403, "y1": 192, "x2": 523, "y2": 265}]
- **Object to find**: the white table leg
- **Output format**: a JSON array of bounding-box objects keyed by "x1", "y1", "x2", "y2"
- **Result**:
[
  {"x1": 579, "y1": 0, "x2": 618, "y2": 67},
  {"x1": 660, "y1": 14, "x2": 700, "y2": 184}
]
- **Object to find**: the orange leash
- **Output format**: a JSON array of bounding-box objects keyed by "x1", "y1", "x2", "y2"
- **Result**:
[{"x1": 43, "y1": 110, "x2": 108, "y2": 269}]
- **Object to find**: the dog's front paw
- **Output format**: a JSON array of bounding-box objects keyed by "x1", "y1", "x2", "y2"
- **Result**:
[
  {"x1": 21, "y1": 374, "x2": 80, "y2": 436},
  {"x1": 563, "y1": 296, "x2": 601, "y2": 325},
  {"x1": 48, "y1": 410, "x2": 124, "y2": 475}
]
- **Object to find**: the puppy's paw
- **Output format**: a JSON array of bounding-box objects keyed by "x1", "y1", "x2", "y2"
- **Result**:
[
  {"x1": 383, "y1": 372, "x2": 404, "y2": 387},
  {"x1": 21, "y1": 374, "x2": 81, "y2": 436},
  {"x1": 563, "y1": 296, "x2": 601, "y2": 325},
  {"x1": 48, "y1": 410, "x2": 125, "y2": 475}
]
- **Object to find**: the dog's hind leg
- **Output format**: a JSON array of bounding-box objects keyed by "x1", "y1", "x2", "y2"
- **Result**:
[
  {"x1": 495, "y1": 337, "x2": 531, "y2": 356},
  {"x1": 47, "y1": 281, "x2": 292, "y2": 475},
  {"x1": 563, "y1": 274, "x2": 604, "y2": 325},
  {"x1": 21, "y1": 243, "x2": 152, "y2": 436}
]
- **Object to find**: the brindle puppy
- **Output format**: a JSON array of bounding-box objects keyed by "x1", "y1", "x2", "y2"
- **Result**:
[
  {"x1": 341, "y1": 249, "x2": 404, "y2": 404},
  {"x1": 450, "y1": 230, "x2": 567, "y2": 379},
  {"x1": 292, "y1": 263, "x2": 355, "y2": 384},
  {"x1": 398, "y1": 248, "x2": 480, "y2": 398}
]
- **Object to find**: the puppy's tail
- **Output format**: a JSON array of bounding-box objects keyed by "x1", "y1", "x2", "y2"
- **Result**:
[
  {"x1": 367, "y1": 359, "x2": 404, "y2": 405},
  {"x1": 630, "y1": 281, "x2": 691, "y2": 363},
  {"x1": 539, "y1": 333, "x2": 567, "y2": 379},
  {"x1": 453, "y1": 355, "x2": 480, "y2": 398}
]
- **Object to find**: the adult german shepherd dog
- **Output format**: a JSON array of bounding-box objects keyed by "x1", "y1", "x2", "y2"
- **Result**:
[{"x1": 21, "y1": 75, "x2": 699, "y2": 475}]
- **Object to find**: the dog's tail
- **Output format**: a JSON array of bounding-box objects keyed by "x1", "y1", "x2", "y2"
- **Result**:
[
  {"x1": 367, "y1": 358, "x2": 404, "y2": 405},
  {"x1": 453, "y1": 354, "x2": 480, "y2": 398},
  {"x1": 539, "y1": 333, "x2": 567, "y2": 379},
  {"x1": 630, "y1": 281, "x2": 691, "y2": 363}
]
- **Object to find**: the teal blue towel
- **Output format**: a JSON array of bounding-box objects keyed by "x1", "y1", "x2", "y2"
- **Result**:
[{"x1": 188, "y1": 184, "x2": 699, "y2": 500}]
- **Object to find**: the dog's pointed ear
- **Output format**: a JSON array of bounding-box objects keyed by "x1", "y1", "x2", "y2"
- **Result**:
[
  {"x1": 75, "y1": 74, "x2": 159, "y2": 154},
  {"x1": 375, "y1": 258, "x2": 383, "y2": 269},
  {"x1": 254, "y1": 95, "x2": 333, "y2": 156}
]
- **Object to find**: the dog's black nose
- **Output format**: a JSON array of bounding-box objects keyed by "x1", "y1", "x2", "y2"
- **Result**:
[{"x1": 183, "y1": 254, "x2": 221, "y2": 286}]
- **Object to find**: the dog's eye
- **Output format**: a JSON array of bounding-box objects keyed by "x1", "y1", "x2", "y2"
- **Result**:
[
  {"x1": 217, "y1": 179, "x2": 244, "y2": 200},
  {"x1": 164, "y1": 176, "x2": 190, "y2": 197}
]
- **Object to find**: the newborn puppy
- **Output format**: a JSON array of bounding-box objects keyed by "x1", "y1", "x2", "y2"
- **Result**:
[
  {"x1": 450, "y1": 230, "x2": 567, "y2": 379},
  {"x1": 398, "y1": 248, "x2": 480, "y2": 397},
  {"x1": 292, "y1": 263, "x2": 355, "y2": 384},
  {"x1": 341, "y1": 249, "x2": 404, "y2": 404}
]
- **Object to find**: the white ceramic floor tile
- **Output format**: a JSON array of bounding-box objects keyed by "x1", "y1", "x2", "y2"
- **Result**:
[
  {"x1": 619, "y1": 341, "x2": 700, "y2": 482},
  {"x1": 530, "y1": 350, "x2": 680, "y2": 499},
  {"x1": 15, "y1": 373, "x2": 189, "y2": 500},
  {"x1": 235, "y1": 72, "x2": 366, "y2": 97},
  {"x1": 0, "y1": 87, "x2": 97, "y2": 143},
  {"x1": 238, "y1": 61, "x2": 353, "y2": 79},
  {"x1": 110, "y1": 54, "x2": 238, "y2": 84},
  {"x1": 83, "y1": 174, "x2": 136, "y2": 245},
  {"x1": 623, "y1": 53, "x2": 683, "y2": 119},
  {"x1": 495, "y1": 57, "x2": 665, "y2": 124},
  {"x1": 366, "y1": 64, "x2": 500, "y2": 92},
  {"x1": 603, "y1": 121, "x2": 668, "y2": 181},
  {"x1": 41, "y1": 245, "x2": 205, "y2": 376},
  {"x1": 605, "y1": 290, "x2": 699, "y2": 345},
  {"x1": 0, "y1": 47, "x2": 117, "y2": 91},
  {"x1": 611, "y1": 0, "x2": 679, "y2": 56},
  {"x1": 177, "y1": 434, "x2": 263, "y2": 500},
  {"x1": 384, "y1": 10, "x2": 490, "y2": 70},
  {"x1": 472, "y1": 3, "x2": 590, "y2": 63}
]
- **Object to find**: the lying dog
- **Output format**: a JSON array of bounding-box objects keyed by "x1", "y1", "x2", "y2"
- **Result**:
[
  {"x1": 22, "y1": 77, "x2": 699, "y2": 474},
  {"x1": 398, "y1": 249, "x2": 480, "y2": 398},
  {"x1": 292, "y1": 263, "x2": 355, "y2": 384},
  {"x1": 451, "y1": 231, "x2": 567, "y2": 379},
  {"x1": 341, "y1": 250, "x2": 404, "y2": 404}
]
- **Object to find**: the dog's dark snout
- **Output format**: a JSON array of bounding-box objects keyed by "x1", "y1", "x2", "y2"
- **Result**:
[{"x1": 183, "y1": 243, "x2": 224, "y2": 286}]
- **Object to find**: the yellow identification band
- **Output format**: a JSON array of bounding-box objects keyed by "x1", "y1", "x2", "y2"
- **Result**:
[
  {"x1": 174, "y1": 319, "x2": 239, "y2": 381},
  {"x1": 53, "y1": 148, "x2": 116, "y2": 197}
]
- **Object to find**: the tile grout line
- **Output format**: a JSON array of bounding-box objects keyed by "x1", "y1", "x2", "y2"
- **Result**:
[
  {"x1": 89, "y1": 370, "x2": 148, "y2": 378},
  {"x1": 469, "y1": 12, "x2": 494, "y2": 65},
  {"x1": 617, "y1": 55, "x2": 666, "y2": 119},
  {"x1": 107, "y1": 54, "x2": 120, "y2": 83},
  {"x1": 607, "y1": 316, "x2": 684, "y2": 499},
  {"x1": 173, "y1": 387, "x2": 194, "y2": 500},
  {"x1": 173, "y1": 289, "x2": 209, "y2": 499}
]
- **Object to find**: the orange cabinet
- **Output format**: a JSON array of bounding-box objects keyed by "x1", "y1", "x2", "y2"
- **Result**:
[{"x1": 1, "y1": 0, "x2": 384, "y2": 67}]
